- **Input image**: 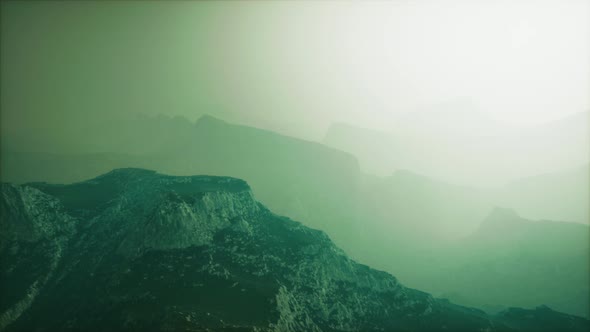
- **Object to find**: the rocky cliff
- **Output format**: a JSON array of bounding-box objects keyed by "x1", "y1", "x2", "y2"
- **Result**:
[{"x1": 0, "y1": 169, "x2": 588, "y2": 331}]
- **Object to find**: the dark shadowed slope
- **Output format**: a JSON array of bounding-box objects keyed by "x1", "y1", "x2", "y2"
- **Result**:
[{"x1": 1, "y1": 169, "x2": 589, "y2": 332}]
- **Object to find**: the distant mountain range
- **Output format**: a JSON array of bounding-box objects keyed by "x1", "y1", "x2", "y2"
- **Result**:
[
  {"x1": 359, "y1": 170, "x2": 494, "y2": 243},
  {"x1": 1, "y1": 114, "x2": 588, "y2": 320},
  {"x1": 355, "y1": 166, "x2": 588, "y2": 256},
  {"x1": 324, "y1": 114, "x2": 589, "y2": 225},
  {"x1": 352, "y1": 173, "x2": 589, "y2": 318},
  {"x1": 498, "y1": 165, "x2": 589, "y2": 224},
  {"x1": 1, "y1": 169, "x2": 588, "y2": 331},
  {"x1": 323, "y1": 110, "x2": 589, "y2": 187},
  {"x1": 428, "y1": 208, "x2": 590, "y2": 318}
]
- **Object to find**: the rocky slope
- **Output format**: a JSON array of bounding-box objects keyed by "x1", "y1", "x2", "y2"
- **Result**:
[
  {"x1": 0, "y1": 169, "x2": 588, "y2": 331},
  {"x1": 1, "y1": 115, "x2": 362, "y2": 250}
]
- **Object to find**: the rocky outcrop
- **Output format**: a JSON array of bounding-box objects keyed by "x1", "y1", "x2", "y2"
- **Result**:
[
  {"x1": 0, "y1": 169, "x2": 588, "y2": 331},
  {"x1": 0, "y1": 184, "x2": 75, "y2": 330}
]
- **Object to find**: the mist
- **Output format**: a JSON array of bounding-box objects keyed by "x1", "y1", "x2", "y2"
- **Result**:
[
  {"x1": 1, "y1": 0, "x2": 589, "y2": 330},
  {"x1": 2, "y1": 1, "x2": 589, "y2": 138}
]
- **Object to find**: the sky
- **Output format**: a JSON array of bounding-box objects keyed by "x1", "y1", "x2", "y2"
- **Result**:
[{"x1": 1, "y1": 0, "x2": 589, "y2": 142}]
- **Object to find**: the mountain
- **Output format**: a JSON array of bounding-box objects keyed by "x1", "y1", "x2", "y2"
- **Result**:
[
  {"x1": 498, "y1": 164, "x2": 589, "y2": 224},
  {"x1": 351, "y1": 170, "x2": 495, "y2": 290},
  {"x1": 154, "y1": 115, "x2": 362, "y2": 247},
  {"x1": 1, "y1": 169, "x2": 588, "y2": 331},
  {"x1": 348, "y1": 171, "x2": 589, "y2": 318},
  {"x1": 360, "y1": 170, "x2": 493, "y2": 242},
  {"x1": 2, "y1": 115, "x2": 587, "y2": 321},
  {"x1": 323, "y1": 123, "x2": 401, "y2": 176},
  {"x1": 1, "y1": 115, "x2": 362, "y2": 249},
  {"x1": 322, "y1": 111, "x2": 590, "y2": 186},
  {"x1": 324, "y1": 119, "x2": 588, "y2": 225},
  {"x1": 422, "y1": 208, "x2": 590, "y2": 318}
]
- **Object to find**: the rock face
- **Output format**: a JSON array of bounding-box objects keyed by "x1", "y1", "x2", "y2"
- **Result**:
[
  {"x1": 1, "y1": 115, "x2": 362, "y2": 250},
  {"x1": 0, "y1": 184, "x2": 75, "y2": 330},
  {"x1": 0, "y1": 169, "x2": 588, "y2": 331}
]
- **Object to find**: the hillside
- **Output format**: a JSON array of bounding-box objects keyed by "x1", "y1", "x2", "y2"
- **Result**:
[{"x1": 1, "y1": 169, "x2": 588, "y2": 331}]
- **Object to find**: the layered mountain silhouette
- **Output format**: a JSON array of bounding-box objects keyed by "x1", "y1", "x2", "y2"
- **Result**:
[
  {"x1": 350, "y1": 173, "x2": 589, "y2": 318},
  {"x1": 1, "y1": 169, "x2": 588, "y2": 331},
  {"x1": 325, "y1": 120, "x2": 589, "y2": 225},
  {"x1": 322, "y1": 123, "x2": 403, "y2": 177},
  {"x1": 1, "y1": 115, "x2": 362, "y2": 248},
  {"x1": 498, "y1": 164, "x2": 589, "y2": 224},
  {"x1": 416, "y1": 208, "x2": 590, "y2": 318},
  {"x1": 323, "y1": 110, "x2": 590, "y2": 187},
  {"x1": 1, "y1": 115, "x2": 588, "y2": 321},
  {"x1": 359, "y1": 170, "x2": 493, "y2": 242}
]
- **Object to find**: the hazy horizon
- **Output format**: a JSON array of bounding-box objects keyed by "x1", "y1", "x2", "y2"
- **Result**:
[{"x1": 2, "y1": 0, "x2": 589, "y2": 143}]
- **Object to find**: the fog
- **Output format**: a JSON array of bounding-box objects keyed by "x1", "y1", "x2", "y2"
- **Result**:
[
  {"x1": 1, "y1": 0, "x2": 589, "y2": 320},
  {"x1": 2, "y1": 1, "x2": 588, "y2": 141}
]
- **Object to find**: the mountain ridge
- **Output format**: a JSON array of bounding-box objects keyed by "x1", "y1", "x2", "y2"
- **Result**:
[{"x1": 1, "y1": 168, "x2": 588, "y2": 331}]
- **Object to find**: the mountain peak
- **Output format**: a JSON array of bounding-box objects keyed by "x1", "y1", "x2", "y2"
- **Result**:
[
  {"x1": 94, "y1": 167, "x2": 157, "y2": 180},
  {"x1": 486, "y1": 207, "x2": 521, "y2": 221},
  {"x1": 475, "y1": 207, "x2": 525, "y2": 235},
  {"x1": 89, "y1": 168, "x2": 250, "y2": 192},
  {"x1": 195, "y1": 114, "x2": 228, "y2": 127},
  {"x1": 28, "y1": 169, "x2": 253, "y2": 220}
]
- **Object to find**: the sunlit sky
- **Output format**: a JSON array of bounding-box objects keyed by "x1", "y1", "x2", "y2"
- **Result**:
[{"x1": 1, "y1": 0, "x2": 589, "y2": 140}]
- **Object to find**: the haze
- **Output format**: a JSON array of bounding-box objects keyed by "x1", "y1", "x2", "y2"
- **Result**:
[
  {"x1": 1, "y1": 0, "x2": 588, "y2": 143},
  {"x1": 1, "y1": 0, "x2": 590, "y2": 323}
]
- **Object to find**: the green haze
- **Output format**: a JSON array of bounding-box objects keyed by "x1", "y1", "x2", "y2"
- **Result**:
[{"x1": 1, "y1": 0, "x2": 589, "y2": 325}]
